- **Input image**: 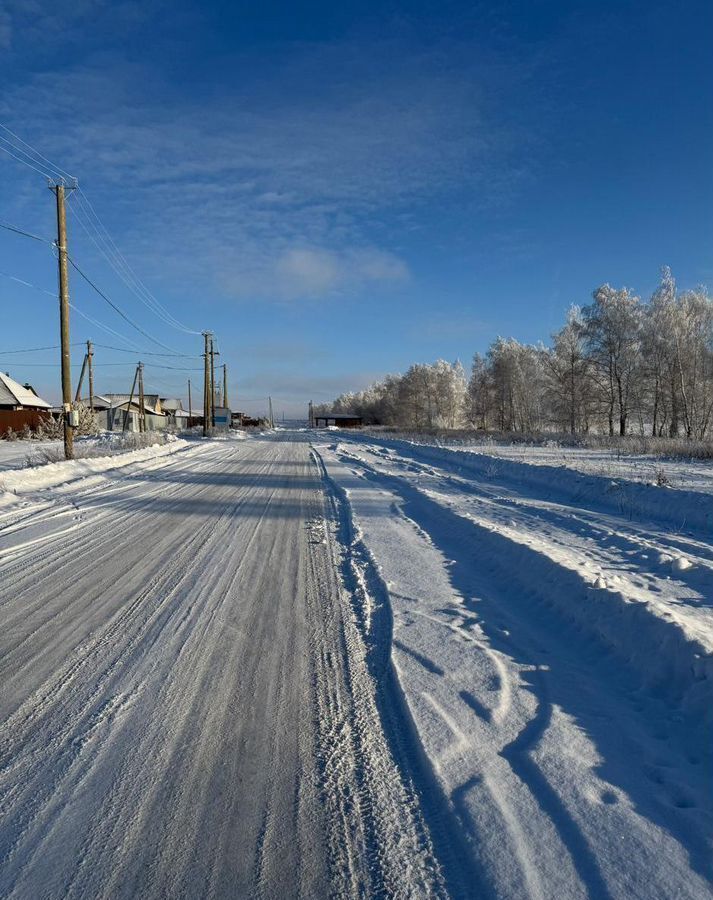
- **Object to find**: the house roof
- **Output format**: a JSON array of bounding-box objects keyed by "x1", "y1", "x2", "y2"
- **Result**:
[
  {"x1": 103, "y1": 393, "x2": 164, "y2": 414},
  {"x1": 78, "y1": 394, "x2": 112, "y2": 409},
  {"x1": 0, "y1": 372, "x2": 52, "y2": 408},
  {"x1": 160, "y1": 398, "x2": 185, "y2": 412}
]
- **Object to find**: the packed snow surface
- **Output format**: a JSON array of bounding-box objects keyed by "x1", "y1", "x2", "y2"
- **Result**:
[{"x1": 0, "y1": 430, "x2": 711, "y2": 898}]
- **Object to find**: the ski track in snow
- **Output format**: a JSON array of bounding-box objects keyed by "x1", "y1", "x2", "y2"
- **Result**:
[
  {"x1": 1, "y1": 429, "x2": 711, "y2": 899},
  {"x1": 311, "y1": 433, "x2": 713, "y2": 900}
]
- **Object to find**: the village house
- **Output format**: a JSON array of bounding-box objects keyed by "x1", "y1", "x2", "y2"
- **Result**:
[
  {"x1": 160, "y1": 398, "x2": 190, "y2": 429},
  {"x1": 99, "y1": 393, "x2": 168, "y2": 432},
  {"x1": 0, "y1": 371, "x2": 53, "y2": 433}
]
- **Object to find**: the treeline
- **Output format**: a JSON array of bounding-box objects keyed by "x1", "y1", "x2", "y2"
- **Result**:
[{"x1": 316, "y1": 268, "x2": 713, "y2": 438}]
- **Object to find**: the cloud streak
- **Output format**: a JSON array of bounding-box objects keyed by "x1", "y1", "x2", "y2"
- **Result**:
[{"x1": 0, "y1": 12, "x2": 533, "y2": 310}]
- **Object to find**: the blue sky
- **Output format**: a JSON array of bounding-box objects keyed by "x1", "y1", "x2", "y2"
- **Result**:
[{"x1": 0, "y1": 0, "x2": 711, "y2": 417}]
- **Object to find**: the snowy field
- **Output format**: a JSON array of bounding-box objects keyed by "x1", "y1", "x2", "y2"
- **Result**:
[
  {"x1": 363, "y1": 432, "x2": 713, "y2": 494},
  {"x1": 0, "y1": 430, "x2": 710, "y2": 898},
  {"x1": 0, "y1": 439, "x2": 62, "y2": 472}
]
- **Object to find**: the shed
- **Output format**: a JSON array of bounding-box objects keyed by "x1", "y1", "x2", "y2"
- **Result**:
[{"x1": 314, "y1": 413, "x2": 363, "y2": 429}]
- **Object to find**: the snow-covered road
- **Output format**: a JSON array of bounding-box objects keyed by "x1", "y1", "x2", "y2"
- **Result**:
[
  {"x1": 1, "y1": 431, "x2": 711, "y2": 899},
  {"x1": 0, "y1": 435, "x2": 446, "y2": 899}
]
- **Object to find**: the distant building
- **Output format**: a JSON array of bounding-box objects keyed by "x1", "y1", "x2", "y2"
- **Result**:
[
  {"x1": 160, "y1": 398, "x2": 190, "y2": 429},
  {"x1": 313, "y1": 413, "x2": 363, "y2": 429},
  {"x1": 0, "y1": 372, "x2": 52, "y2": 411},
  {"x1": 99, "y1": 393, "x2": 167, "y2": 432}
]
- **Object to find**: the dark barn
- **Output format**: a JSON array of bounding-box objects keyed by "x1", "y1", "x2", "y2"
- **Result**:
[{"x1": 314, "y1": 413, "x2": 363, "y2": 429}]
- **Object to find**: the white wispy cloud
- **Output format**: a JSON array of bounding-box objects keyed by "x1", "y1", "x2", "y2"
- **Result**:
[{"x1": 0, "y1": 16, "x2": 531, "y2": 305}]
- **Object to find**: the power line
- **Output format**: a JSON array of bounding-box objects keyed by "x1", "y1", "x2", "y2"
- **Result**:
[
  {"x1": 0, "y1": 220, "x2": 51, "y2": 243},
  {"x1": 1, "y1": 361, "x2": 84, "y2": 368},
  {"x1": 0, "y1": 344, "x2": 83, "y2": 354},
  {"x1": 0, "y1": 122, "x2": 199, "y2": 341},
  {"x1": 0, "y1": 138, "x2": 55, "y2": 180},
  {"x1": 93, "y1": 362, "x2": 203, "y2": 371},
  {"x1": 0, "y1": 121, "x2": 76, "y2": 182},
  {"x1": 144, "y1": 363, "x2": 204, "y2": 371},
  {"x1": 67, "y1": 255, "x2": 183, "y2": 354},
  {"x1": 69, "y1": 303, "x2": 142, "y2": 350},
  {"x1": 0, "y1": 268, "x2": 144, "y2": 350},
  {"x1": 70, "y1": 189, "x2": 200, "y2": 335},
  {"x1": 92, "y1": 343, "x2": 198, "y2": 358},
  {"x1": 78, "y1": 187, "x2": 201, "y2": 335},
  {"x1": 0, "y1": 270, "x2": 54, "y2": 295}
]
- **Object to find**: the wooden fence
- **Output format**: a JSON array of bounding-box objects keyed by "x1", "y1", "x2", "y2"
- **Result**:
[{"x1": 0, "y1": 409, "x2": 54, "y2": 435}]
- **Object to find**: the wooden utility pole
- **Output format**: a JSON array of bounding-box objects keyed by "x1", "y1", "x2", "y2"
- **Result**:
[
  {"x1": 74, "y1": 352, "x2": 88, "y2": 402},
  {"x1": 138, "y1": 362, "x2": 145, "y2": 433},
  {"x1": 188, "y1": 378, "x2": 192, "y2": 425},
  {"x1": 308, "y1": 400, "x2": 314, "y2": 428},
  {"x1": 87, "y1": 340, "x2": 95, "y2": 416},
  {"x1": 203, "y1": 332, "x2": 211, "y2": 436},
  {"x1": 53, "y1": 183, "x2": 74, "y2": 459},
  {"x1": 268, "y1": 395, "x2": 274, "y2": 429},
  {"x1": 210, "y1": 337, "x2": 217, "y2": 428},
  {"x1": 223, "y1": 363, "x2": 228, "y2": 408},
  {"x1": 123, "y1": 364, "x2": 140, "y2": 432}
]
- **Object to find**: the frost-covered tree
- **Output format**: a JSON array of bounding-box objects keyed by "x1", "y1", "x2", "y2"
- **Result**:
[
  {"x1": 582, "y1": 285, "x2": 642, "y2": 435},
  {"x1": 467, "y1": 353, "x2": 494, "y2": 429},
  {"x1": 317, "y1": 267, "x2": 713, "y2": 439},
  {"x1": 543, "y1": 306, "x2": 592, "y2": 434},
  {"x1": 487, "y1": 338, "x2": 546, "y2": 433}
]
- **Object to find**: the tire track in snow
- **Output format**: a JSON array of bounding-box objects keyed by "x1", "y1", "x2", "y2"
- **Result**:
[
  {"x1": 312, "y1": 446, "x2": 489, "y2": 899},
  {"x1": 318, "y1": 438, "x2": 713, "y2": 898}
]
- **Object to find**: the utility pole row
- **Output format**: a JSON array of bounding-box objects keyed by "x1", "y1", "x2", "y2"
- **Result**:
[{"x1": 48, "y1": 183, "x2": 233, "y2": 449}]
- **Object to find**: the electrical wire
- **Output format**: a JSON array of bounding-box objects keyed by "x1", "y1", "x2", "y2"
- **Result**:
[
  {"x1": 0, "y1": 122, "x2": 76, "y2": 182},
  {"x1": 0, "y1": 344, "x2": 82, "y2": 354},
  {"x1": 78, "y1": 187, "x2": 201, "y2": 335},
  {"x1": 0, "y1": 138, "x2": 54, "y2": 180},
  {"x1": 69, "y1": 303, "x2": 142, "y2": 350},
  {"x1": 0, "y1": 268, "x2": 144, "y2": 350},
  {"x1": 0, "y1": 221, "x2": 51, "y2": 243},
  {"x1": 67, "y1": 255, "x2": 183, "y2": 354},
  {"x1": 70, "y1": 190, "x2": 200, "y2": 335},
  {"x1": 0, "y1": 122, "x2": 199, "y2": 340},
  {"x1": 92, "y1": 343, "x2": 198, "y2": 358},
  {"x1": 93, "y1": 362, "x2": 203, "y2": 371}
]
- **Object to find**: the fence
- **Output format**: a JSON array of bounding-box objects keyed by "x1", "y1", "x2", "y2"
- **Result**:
[{"x1": 0, "y1": 409, "x2": 54, "y2": 435}]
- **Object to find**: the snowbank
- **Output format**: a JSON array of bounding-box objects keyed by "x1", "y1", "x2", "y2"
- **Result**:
[
  {"x1": 0, "y1": 437, "x2": 194, "y2": 507},
  {"x1": 347, "y1": 434, "x2": 713, "y2": 533}
]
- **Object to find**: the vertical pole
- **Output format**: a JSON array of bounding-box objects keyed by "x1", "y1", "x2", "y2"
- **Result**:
[
  {"x1": 123, "y1": 365, "x2": 139, "y2": 432},
  {"x1": 188, "y1": 378, "x2": 192, "y2": 426},
  {"x1": 223, "y1": 363, "x2": 228, "y2": 409},
  {"x1": 203, "y1": 332, "x2": 210, "y2": 436},
  {"x1": 87, "y1": 340, "x2": 95, "y2": 416},
  {"x1": 269, "y1": 396, "x2": 274, "y2": 428},
  {"x1": 210, "y1": 337, "x2": 216, "y2": 428},
  {"x1": 138, "y1": 362, "x2": 145, "y2": 433},
  {"x1": 54, "y1": 184, "x2": 74, "y2": 460}
]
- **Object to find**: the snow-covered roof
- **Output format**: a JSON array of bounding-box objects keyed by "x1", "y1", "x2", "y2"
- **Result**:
[
  {"x1": 104, "y1": 393, "x2": 164, "y2": 414},
  {"x1": 160, "y1": 398, "x2": 185, "y2": 412},
  {"x1": 0, "y1": 372, "x2": 52, "y2": 409},
  {"x1": 77, "y1": 394, "x2": 112, "y2": 409}
]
